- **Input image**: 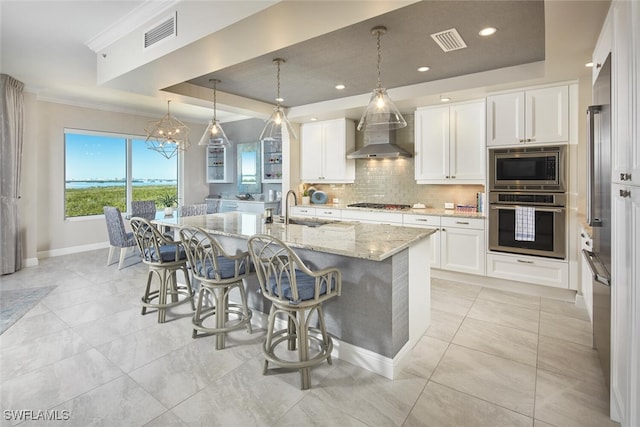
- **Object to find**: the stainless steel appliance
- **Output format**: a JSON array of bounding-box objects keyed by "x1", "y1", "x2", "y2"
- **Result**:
[
  {"x1": 489, "y1": 145, "x2": 567, "y2": 192},
  {"x1": 347, "y1": 203, "x2": 411, "y2": 210},
  {"x1": 488, "y1": 192, "x2": 566, "y2": 259},
  {"x1": 585, "y1": 53, "x2": 612, "y2": 390}
]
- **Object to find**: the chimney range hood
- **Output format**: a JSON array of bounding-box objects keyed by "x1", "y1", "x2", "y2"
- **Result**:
[{"x1": 347, "y1": 129, "x2": 412, "y2": 159}]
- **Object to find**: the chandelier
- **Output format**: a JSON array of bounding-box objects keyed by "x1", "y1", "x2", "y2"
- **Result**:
[
  {"x1": 145, "y1": 100, "x2": 191, "y2": 159},
  {"x1": 259, "y1": 58, "x2": 297, "y2": 141},
  {"x1": 357, "y1": 26, "x2": 407, "y2": 132},
  {"x1": 198, "y1": 79, "x2": 230, "y2": 147}
]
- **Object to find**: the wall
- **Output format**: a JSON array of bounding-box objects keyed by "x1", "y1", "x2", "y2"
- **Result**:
[
  {"x1": 309, "y1": 114, "x2": 485, "y2": 208},
  {"x1": 19, "y1": 96, "x2": 207, "y2": 260}
]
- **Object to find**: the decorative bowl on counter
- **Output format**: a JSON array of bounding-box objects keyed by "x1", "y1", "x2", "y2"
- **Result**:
[
  {"x1": 235, "y1": 193, "x2": 253, "y2": 200},
  {"x1": 311, "y1": 190, "x2": 328, "y2": 204}
]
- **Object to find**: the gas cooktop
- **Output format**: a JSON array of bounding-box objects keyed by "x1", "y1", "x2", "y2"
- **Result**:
[{"x1": 347, "y1": 203, "x2": 411, "y2": 211}]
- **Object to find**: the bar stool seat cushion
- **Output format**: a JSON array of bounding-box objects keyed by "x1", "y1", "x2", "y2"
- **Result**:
[
  {"x1": 270, "y1": 269, "x2": 336, "y2": 304},
  {"x1": 144, "y1": 244, "x2": 187, "y2": 263},
  {"x1": 195, "y1": 256, "x2": 246, "y2": 280}
]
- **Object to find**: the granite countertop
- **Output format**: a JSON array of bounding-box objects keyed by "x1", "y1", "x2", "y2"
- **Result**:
[
  {"x1": 154, "y1": 212, "x2": 436, "y2": 261},
  {"x1": 302, "y1": 203, "x2": 486, "y2": 219}
]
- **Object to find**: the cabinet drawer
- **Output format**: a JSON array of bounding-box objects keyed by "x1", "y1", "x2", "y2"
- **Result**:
[
  {"x1": 315, "y1": 208, "x2": 342, "y2": 219},
  {"x1": 290, "y1": 206, "x2": 315, "y2": 217},
  {"x1": 403, "y1": 214, "x2": 441, "y2": 227},
  {"x1": 441, "y1": 216, "x2": 485, "y2": 229},
  {"x1": 486, "y1": 252, "x2": 569, "y2": 288}
]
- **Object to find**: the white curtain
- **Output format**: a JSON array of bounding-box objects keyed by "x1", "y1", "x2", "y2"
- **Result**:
[{"x1": 0, "y1": 74, "x2": 25, "y2": 275}]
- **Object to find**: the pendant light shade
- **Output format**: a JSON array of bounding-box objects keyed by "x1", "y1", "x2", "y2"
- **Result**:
[
  {"x1": 198, "y1": 79, "x2": 230, "y2": 147},
  {"x1": 145, "y1": 100, "x2": 191, "y2": 159},
  {"x1": 357, "y1": 26, "x2": 407, "y2": 132},
  {"x1": 260, "y1": 58, "x2": 297, "y2": 141}
]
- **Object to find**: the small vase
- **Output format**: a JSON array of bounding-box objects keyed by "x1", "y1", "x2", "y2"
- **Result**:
[
  {"x1": 164, "y1": 207, "x2": 174, "y2": 216},
  {"x1": 301, "y1": 196, "x2": 311, "y2": 205}
]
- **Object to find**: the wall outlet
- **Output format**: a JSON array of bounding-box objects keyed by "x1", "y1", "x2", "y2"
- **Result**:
[{"x1": 444, "y1": 202, "x2": 454, "y2": 209}]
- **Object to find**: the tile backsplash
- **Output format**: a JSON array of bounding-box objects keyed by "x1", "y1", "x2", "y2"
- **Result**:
[{"x1": 308, "y1": 113, "x2": 485, "y2": 209}]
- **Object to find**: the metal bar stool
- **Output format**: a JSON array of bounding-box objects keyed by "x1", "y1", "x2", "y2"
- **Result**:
[
  {"x1": 130, "y1": 217, "x2": 195, "y2": 323},
  {"x1": 179, "y1": 226, "x2": 253, "y2": 350},
  {"x1": 247, "y1": 234, "x2": 341, "y2": 390}
]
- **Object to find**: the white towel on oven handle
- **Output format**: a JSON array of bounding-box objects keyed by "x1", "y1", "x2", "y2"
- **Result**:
[{"x1": 515, "y1": 206, "x2": 535, "y2": 241}]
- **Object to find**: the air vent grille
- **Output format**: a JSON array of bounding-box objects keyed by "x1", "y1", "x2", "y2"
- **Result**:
[
  {"x1": 430, "y1": 28, "x2": 467, "y2": 52},
  {"x1": 144, "y1": 13, "x2": 176, "y2": 49}
]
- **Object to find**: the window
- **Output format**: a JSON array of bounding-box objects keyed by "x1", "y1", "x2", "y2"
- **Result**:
[{"x1": 64, "y1": 129, "x2": 178, "y2": 218}]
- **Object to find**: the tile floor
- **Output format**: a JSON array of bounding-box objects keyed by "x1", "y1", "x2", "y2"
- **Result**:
[{"x1": 0, "y1": 249, "x2": 620, "y2": 427}]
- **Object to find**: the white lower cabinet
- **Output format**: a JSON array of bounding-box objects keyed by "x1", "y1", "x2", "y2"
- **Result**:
[
  {"x1": 486, "y1": 252, "x2": 569, "y2": 289},
  {"x1": 440, "y1": 217, "x2": 486, "y2": 275},
  {"x1": 402, "y1": 214, "x2": 441, "y2": 268},
  {"x1": 314, "y1": 208, "x2": 342, "y2": 219},
  {"x1": 289, "y1": 206, "x2": 315, "y2": 217}
]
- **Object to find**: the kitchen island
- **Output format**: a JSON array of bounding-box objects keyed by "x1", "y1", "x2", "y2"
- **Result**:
[{"x1": 154, "y1": 211, "x2": 436, "y2": 379}]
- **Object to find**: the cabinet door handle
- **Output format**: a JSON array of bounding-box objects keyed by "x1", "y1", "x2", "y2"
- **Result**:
[
  {"x1": 517, "y1": 259, "x2": 534, "y2": 264},
  {"x1": 619, "y1": 189, "x2": 631, "y2": 198},
  {"x1": 451, "y1": 176, "x2": 456, "y2": 179},
  {"x1": 620, "y1": 173, "x2": 632, "y2": 181},
  {"x1": 455, "y1": 221, "x2": 469, "y2": 225},
  {"x1": 441, "y1": 228, "x2": 446, "y2": 231},
  {"x1": 416, "y1": 218, "x2": 430, "y2": 222}
]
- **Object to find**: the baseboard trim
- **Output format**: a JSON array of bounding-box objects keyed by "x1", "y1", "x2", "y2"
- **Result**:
[
  {"x1": 22, "y1": 257, "x2": 39, "y2": 267},
  {"x1": 37, "y1": 241, "x2": 109, "y2": 259}
]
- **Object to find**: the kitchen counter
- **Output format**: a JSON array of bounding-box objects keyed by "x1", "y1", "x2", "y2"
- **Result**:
[
  {"x1": 296, "y1": 203, "x2": 486, "y2": 219},
  {"x1": 154, "y1": 211, "x2": 435, "y2": 261},
  {"x1": 154, "y1": 211, "x2": 434, "y2": 379}
]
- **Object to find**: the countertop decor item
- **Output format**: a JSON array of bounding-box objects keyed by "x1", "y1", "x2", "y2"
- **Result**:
[{"x1": 311, "y1": 190, "x2": 328, "y2": 204}]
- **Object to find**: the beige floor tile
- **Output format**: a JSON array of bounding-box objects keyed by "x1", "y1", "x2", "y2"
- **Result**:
[
  {"x1": 477, "y1": 287, "x2": 541, "y2": 310},
  {"x1": 452, "y1": 317, "x2": 538, "y2": 366},
  {"x1": 431, "y1": 344, "x2": 537, "y2": 416},
  {"x1": 535, "y1": 369, "x2": 619, "y2": 427},
  {"x1": 430, "y1": 288, "x2": 475, "y2": 316},
  {"x1": 425, "y1": 309, "x2": 465, "y2": 342},
  {"x1": 404, "y1": 381, "x2": 533, "y2": 427},
  {"x1": 539, "y1": 311, "x2": 592, "y2": 347},
  {"x1": 467, "y1": 298, "x2": 540, "y2": 333},
  {"x1": 47, "y1": 376, "x2": 166, "y2": 427},
  {"x1": 431, "y1": 278, "x2": 482, "y2": 299},
  {"x1": 400, "y1": 335, "x2": 449, "y2": 379},
  {"x1": 533, "y1": 420, "x2": 558, "y2": 427},
  {"x1": 142, "y1": 411, "x2": 189, "y2": 427},
  {"x1": 0, "y1": 310, "x2": 68, "y2": 348},
  {"x1": 273, "y1": 394, "x2": 370, "y2": 427},
  {"x1": 537, "y1": 335, "x2": 605, "y2": 386},
  {"x1": 541, "y1": 297, "x2": 590, "y2": 321}
]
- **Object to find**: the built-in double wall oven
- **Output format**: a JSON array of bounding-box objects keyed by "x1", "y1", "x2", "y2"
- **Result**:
[{"x1": 488, "y1": 146, "x2": 567, "y2": 260}]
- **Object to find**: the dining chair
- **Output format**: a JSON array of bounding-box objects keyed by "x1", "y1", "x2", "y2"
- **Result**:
[
  {"x1": 247, "y1": 234, "x2": 341, "y2": 390},
  {"x1": 131, "y1": 200, "x2": 157, "y2": 220},
  {"x1": 103, "y1": 206, "x2": 139, "y2": 269},
  {"x1": 130, "y1": 216, "x2": 195, "y2": 323},
  {"x1": 179, "y1": 203, "x2": 207, "y2": 217},
  {"x1": 179, "y1": 226, "x2": 253, "y2": 349}
]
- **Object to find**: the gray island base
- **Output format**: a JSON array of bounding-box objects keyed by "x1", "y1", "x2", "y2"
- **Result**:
[{"x1": 154, "y1": 212, "x2": 435, "y2": 379}]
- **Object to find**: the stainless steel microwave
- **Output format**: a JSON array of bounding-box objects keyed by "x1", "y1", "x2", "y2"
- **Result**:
[{"x1": 489, "y1": 145, "x2": 566, "y2": 192}]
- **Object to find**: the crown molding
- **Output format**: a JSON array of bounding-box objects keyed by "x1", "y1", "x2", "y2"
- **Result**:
[{"x1": 85, "y1": 0, "x2": 179, "y2": 53}]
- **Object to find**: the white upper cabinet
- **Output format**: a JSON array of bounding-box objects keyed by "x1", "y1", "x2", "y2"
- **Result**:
[
  {"x1": 487, "y1": 85, "x2": 569, "y2": 146},
  {"x1": 300, "y1": 118, "x2": 355, "y2": 183},
  {"x1": 415, "y1": 100, "x2": 485, "y2": 184}
]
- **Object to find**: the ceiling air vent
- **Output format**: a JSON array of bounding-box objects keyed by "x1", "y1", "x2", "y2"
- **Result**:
[
  {"x1": 430, "y1": 28, "x2": 467, "y2": 52},
  {"x1": 144, "y1": 12, "x2": 177, "y2": 49}
]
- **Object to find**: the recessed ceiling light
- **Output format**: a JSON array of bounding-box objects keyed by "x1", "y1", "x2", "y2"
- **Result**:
[
  {"x1": 440, "y1": 96, "x2": 451, "y2": 102},
  {"x1": 417, "y1": 66, "x2": 430, "y2": 72},
  {"x1": 275, "y1": 97, "x2": 284, "y2": 102},
  {"x1": 310, "y1": 117, "x2": 318, "y2": 121},
  {"x1": 335, "y1": 84, "x2": 346, "y2": 90},
  {"x1": 585, "y1": 62, "x2": 594, "y2": 68},
  {"x1": 479, "y1": 27, "x2": 497, "y2": 37}
]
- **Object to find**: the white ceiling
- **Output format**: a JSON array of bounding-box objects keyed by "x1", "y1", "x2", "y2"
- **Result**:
[{"x1": 0, "y1": 0, "x2": 610, "y2": 125}]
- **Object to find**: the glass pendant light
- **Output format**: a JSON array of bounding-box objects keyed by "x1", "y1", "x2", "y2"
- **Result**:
[
  {"x1": 198, "y1": 79, "x2": 230, "y2": 147},
  {"x1": 357, "y1": 26, "x2": 407, "y2": 132},
  {"x1": 260, "y1": 58, "x2": 297, "y2": 141},
  {"x1": 145, "y1": 100, "x2": 191, "y2": 159}
]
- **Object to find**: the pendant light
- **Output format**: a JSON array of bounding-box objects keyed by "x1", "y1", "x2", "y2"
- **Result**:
[
  {"x1": 259, "y1": 58, "x2": 297, "y2": 141},
  {"x1": 357, "y1": 26, "x2": 407, "y2": 132},
  {"x1": 198, "y1": 79, "x2": 230, "y2": 147},
  {"x1": 145, "y1": 100, "x2": 191, "y2": 159}
]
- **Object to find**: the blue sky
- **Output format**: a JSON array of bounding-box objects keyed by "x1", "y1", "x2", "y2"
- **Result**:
[{"x1": 65, "y1": 133, "x2": 177, "y2": 180}]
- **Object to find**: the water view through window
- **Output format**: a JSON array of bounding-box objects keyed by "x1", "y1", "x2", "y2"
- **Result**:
[{"x1": 64, "y1": 130, "x2": 177, "y2": 218}]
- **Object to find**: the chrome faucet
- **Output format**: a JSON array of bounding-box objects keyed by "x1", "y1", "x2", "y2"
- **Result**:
[{"x1": 284, "y1": 189, "x2": 297, "y2": 225}]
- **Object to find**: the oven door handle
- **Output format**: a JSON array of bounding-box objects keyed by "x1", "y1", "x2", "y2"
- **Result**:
[{"x1": 490, "y1": 205, "x2": 564, "y2": 213}]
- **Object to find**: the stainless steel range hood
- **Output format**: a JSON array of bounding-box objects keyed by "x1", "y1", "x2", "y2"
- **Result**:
[{"x1": 347, "y1": 129, "x2": 412, "y2": 159}]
